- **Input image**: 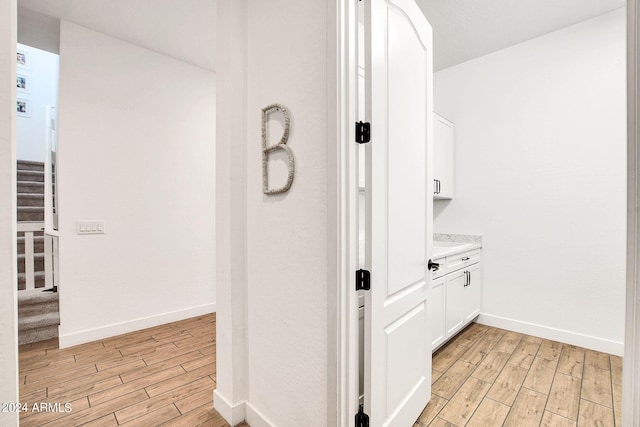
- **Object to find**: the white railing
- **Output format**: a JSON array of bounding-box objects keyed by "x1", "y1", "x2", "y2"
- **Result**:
[{"x1": 17, "y1": 221, "x2": 58, "y2": 291}]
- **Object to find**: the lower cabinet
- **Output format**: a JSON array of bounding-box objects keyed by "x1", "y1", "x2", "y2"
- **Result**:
[
  {"x1": 464, "y1": 263, "x2": 481, "y2": 322},
  {"x1": 430, "y1": 275, "x2": 446, "y2": 349},
  {"x1": 430, "y1": 249, "x2": 482, "y2": 352},
  {"x1": 445, "y1": 269, "x2": 466, "y2": 336}
]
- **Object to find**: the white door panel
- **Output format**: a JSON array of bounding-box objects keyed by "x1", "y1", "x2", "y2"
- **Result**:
[
  {"x1": 387, "y1": 5, "x2": 426, "y2": 294},
  {"x1": 364, "y1": 0, "x2": 433, "y2": 425}
]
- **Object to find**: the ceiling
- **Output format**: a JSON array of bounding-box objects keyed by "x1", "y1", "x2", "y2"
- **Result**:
[
  {"x1": 18, "y1": 0, "x2": 217, "y2": 72},
  {"x1": 416, "y1": 0, "x2": 626, "y2": 71},
  {"x1": 17, "y1": 0, "x2": 625, "y2": 74}
]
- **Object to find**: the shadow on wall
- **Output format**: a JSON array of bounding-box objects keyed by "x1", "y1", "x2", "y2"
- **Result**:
[{"x1": 433, "y1": 199, "x2": 451, "y2": 224}]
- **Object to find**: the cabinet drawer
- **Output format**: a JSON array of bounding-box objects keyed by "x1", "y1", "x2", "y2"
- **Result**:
[
  {"x1": 431, "y1": 257, "x2": 446, "y2": 280},
  {"x1": 447, "y1": 250, "x2": 480, "y2": 273}
]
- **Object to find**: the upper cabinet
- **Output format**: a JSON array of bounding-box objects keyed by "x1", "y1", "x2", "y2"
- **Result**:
[{"x1": 434, "y1": 113, "x2": 454, "y2": 200}]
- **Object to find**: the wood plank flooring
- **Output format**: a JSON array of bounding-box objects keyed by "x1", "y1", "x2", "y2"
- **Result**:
[
  {"x1": 415, "y1": 323, "x2": 623, "y2": 427},
  {"x1": 18, "y1": 313, "x2": 249, "y2": 427},
  {"x1": 20, "y1": 316, "x2": 622, "y2": 426}
]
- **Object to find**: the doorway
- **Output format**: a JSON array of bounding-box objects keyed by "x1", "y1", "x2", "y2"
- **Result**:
[
  {"x1": 352, "y1": 1, "x2": 625, "y2": 426},
  {"x1": 16, "y1": 42, "x2": 60, "y2": 346}
]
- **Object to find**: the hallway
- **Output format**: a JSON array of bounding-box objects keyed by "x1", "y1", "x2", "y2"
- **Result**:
[{"x1": 18, "y1": 313, "x2": 245, "y2": 426}]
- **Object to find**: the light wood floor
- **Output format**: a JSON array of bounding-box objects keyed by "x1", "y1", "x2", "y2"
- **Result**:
[
  {"x1": 20, "y1": 316, "x2": 622, "y2": 427},
  {"x1": 414, "y1": 323, "x2": 623, "y2": 427},
  {"x1": 18, "y1": 313, "x2": 249, "y2": 427}
]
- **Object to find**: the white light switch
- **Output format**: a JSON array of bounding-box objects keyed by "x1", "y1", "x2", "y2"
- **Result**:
[{"x1": 76, "y1": 221, "x2": 105, "y2": 235}]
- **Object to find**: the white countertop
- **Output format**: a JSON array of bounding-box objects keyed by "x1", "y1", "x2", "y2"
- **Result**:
[
  {"x1": 359, "y1": 236, "x2": 482, "y2": 264},
  {"x1": 433, "y1": 241, "x2": 482, "y2": 258}
]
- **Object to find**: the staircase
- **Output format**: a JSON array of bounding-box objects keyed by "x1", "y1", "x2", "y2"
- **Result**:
[
  {"x1": 18, "y1": 290, "x2": 60, "y2": 345},
  {"x1": 17, "y1": 160, "x2": 60, "y2": 345}
]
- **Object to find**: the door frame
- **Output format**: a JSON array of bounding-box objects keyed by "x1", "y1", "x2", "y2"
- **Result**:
[
  {"x1": 625, "y1": 1, "x2": 640, "y2": 425},
  {"x1": 1, "y1": 1, "x2": 19, "y2": 426},
  {"x1": 330, "y1": 0, "x2": 360, "y2": 425}
]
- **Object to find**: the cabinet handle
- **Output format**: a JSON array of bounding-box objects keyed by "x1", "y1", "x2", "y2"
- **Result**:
[
  {"x1": 461, "y1": 257, "x2": 470, "y2": 261},
  {"x1": 437, "y1": 180, "x2": 441, "y2": 194},
  {"x1": 468, "y1": 271, "x2": 471, "y2": 286},
  {"x1": 433, "y1": 179, "x2": 438, "y2": 195}
]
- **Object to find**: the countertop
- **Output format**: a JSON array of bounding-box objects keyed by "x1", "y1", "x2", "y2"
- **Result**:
[
  {"x1": 433, "y1": 241, "x2": 482, "y2": 258},
  {"x1": 433, "y1": 233, "x2": 482, "y2": 258},
  {"x1": 358, "y1": 234, "x2": 482, "y2": 265}
]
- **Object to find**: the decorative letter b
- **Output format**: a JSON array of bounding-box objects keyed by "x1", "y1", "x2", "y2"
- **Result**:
[{"x1": 262, "y1": 103, "x2": 294, "y2": 195}]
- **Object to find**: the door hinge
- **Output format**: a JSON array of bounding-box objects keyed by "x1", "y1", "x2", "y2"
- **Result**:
[
  {"x1": 356, "y1": 269, "x2": 370, "y2": 291},
  {"x1": 355, "y1": 121, "x2": 371, "y2": 144},
  {"x1": 355, "y1": 404, "x2": 369, "y2": 427}
]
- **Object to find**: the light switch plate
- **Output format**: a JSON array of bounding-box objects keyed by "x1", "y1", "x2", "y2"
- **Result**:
[{"x1": 76, "y1": 221, "x2": 105, "y2": 235}]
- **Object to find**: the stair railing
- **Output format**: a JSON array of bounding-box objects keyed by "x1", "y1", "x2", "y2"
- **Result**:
[{"x1": 17, "y1": 221, "x2": 57, "y2": 292}]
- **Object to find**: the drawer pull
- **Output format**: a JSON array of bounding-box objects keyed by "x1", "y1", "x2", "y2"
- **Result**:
[{"x1": 461, "y1": 257, "x2": 470, "y2": 261}]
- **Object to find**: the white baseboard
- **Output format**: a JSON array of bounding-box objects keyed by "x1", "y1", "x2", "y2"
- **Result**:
[
  {"x1": 245, "y1": 402, "x2": 276, "y2": 427},
  {"x1": 212, "y1": 392, "x2": 275, "y2": 427},
  {"x1": 58, "y1": 303, "x2": 216, "y2": 348},
  {"x1": 213, "y1": 389, "x2": 246, "y2": 426},
  {"x1": 477, "y1": 313, "x2": 624, "y2": 356}
]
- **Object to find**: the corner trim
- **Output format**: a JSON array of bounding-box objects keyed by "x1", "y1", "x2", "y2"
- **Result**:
[
  {"x1": 58, "y1": 303, "x2": 216, "y2": 348},
  {"x1": 477, "y1": 313, "x2": 624, "y2": 356},
  {"x1": 213, "y1": 389, "x2": 246, "y2": 426},
  {"x1": 211, "y1": 393, "x2": 276, "y2": 427}
]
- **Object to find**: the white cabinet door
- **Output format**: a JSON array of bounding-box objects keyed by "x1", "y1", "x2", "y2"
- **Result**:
[
  {"x1": 364, "y1": 0, "x2": 433, "y2": 425},
  {"x1": 433, "y1": 114, "x2": 454, "y2": 199},
  {"x1": 445, "y1": 269, "x2": 465, "y2": 336},
  {"x1": 429, "y1": 275, "x2": 446, "y2": 350},
  {"x1": 464, "y1": 263, "x2": 482, "y2": 322}
]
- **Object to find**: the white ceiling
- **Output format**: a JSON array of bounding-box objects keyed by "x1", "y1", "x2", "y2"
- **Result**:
[
  {"x1": 416, "y1": 0, "x2": 626, "y2": 71},
  {"x1": 17, "y1": 0, "x2": 625, "y2": 74},
  {"x1": 18, "y1": 0, "x2": 217, "y2": 72}
]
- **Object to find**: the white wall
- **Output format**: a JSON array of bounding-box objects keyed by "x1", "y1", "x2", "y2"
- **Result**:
[
  {"x1": 216, "y1": 0, "x2": 334, "y2": 425},
  {"x1": 433, "y1": 9, "x2": 627, "y2": 354},
  {"x1": 57, "y1": 21, "x2": 216, "y2": 347},
  {"x1": 0, "y1": 0, "x2": 19, "y2": 425},
  {"x1": 246, "y1": 0, "x2": 329, "y2": 423},
  {"x1": 16, "y1": 43, "x2": 58, "y2": 163}
]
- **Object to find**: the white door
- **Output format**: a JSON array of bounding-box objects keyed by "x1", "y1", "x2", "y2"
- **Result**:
[{"x1": 363, "y1": 0, "x2": 433, "y2": 425}]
